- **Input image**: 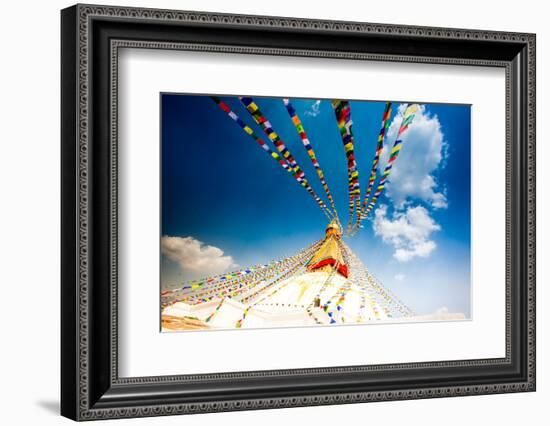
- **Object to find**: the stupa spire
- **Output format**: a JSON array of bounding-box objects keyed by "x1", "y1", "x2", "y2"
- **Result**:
[{"x1": 306, "y1": 220, "x2": 348, "y2": 278}]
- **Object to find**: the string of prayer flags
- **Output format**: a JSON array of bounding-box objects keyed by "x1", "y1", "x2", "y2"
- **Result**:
[
  {"x1": 362, "y1": 104, "x2": 419, "y2": 218},
  {"x1": 161, "y1": 241, "x2": 322, "y2": 310},
  {"x1": 211, "y1": 96, "x2": 332, "y2": 219},
  {"x1": 283, "y1": 98, "x2": 340, "y2": 222},
  {"x1": 349, "y1": 102, "x2": 393, "y2": 236},
  {"x1": 204, "y1": 299, "x2": 225, "y2": 323},
  {"x1": 239, "y1": 96, "x2": 334, "y2": 220},
  {"x1": 235, "y1": 250, "x2": 315, "y2": 327},
  {"x1": 239, "y1": 97, "x2": 300, "y2": 169},
  {"x1": 332, "y1": 100, "x2": 361, "y2": 233},
  {"x1": 358, "y1": 102, "x2": 392, "y2": 221}
]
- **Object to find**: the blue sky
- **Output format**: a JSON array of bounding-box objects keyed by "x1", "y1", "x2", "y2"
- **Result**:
[{"x1": 161, "y1": 94, "x2": 471, "y2": 317}]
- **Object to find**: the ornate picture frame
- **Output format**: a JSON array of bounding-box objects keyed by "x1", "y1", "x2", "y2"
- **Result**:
[{"x1": 61, "y1": 4, "x2": 535, "y2": 421}]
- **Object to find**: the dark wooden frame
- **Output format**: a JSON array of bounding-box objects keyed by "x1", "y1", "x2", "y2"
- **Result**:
[{"x1": 61, "y1": 4, "x2": 536, "y2": 421}]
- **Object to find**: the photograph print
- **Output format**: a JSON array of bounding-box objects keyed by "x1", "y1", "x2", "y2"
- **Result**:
[{"x1": 160, "y1": 94, "x2": 471, "y2": 332}]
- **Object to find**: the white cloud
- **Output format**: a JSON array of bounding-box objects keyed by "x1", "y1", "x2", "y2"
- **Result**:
[
  {"x1": 434, "y1": 306, "x2": 449, "y2": 315},
  {"x1": 381, "y1": 104, "x2": 448, "y2": 209},
  {"x1": 161, "y1": 236, "x2": 236, "y2": 276},
  {"x1": 394, "y1": 273, "x2": 406, "y2": 281},
  {"x1": 304, "y1": 100, "x2": 321, "y2": 117},
  {"x1": 373, "y1": 205, "x2": 440, "y2": 262}
]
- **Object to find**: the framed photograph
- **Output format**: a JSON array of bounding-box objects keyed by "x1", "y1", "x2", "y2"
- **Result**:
[{"x1": 61, "y1": 4, "x2": 536, "y2": 421}]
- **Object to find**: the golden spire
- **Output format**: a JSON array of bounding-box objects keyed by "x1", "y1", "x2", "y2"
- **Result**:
[
  {"x1": 325, "y1": 218, "x2": 342, "y2": 238},
  {"x1": 307, "y1": 220, "x2": 348, "y2": 277}
]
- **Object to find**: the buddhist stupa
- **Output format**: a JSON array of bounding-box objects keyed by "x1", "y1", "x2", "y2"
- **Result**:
[{"x1": 161, "y1": 220, "x2": 419, "y2": 331}]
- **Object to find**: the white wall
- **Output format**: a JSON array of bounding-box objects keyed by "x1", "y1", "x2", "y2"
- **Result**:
[{"x1": 0, "y1": 0, "x2": 546, "y2": 424}]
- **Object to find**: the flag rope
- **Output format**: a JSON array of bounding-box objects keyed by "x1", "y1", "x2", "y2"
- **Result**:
[
  {"x1": 332, "y1": 100, "x2": 361, "y2": 234},
  {"x1": 360, "y1": 103, "x2": 419, "y2": 220},
  {"x1": 351, "y1": 102, "x2": 392, "y2": 232},
  {"x1": 362, "y1": 102, "x2": 392, "y2": 214},
  {"x1": 239, "y1": 96, "x2": 334, "y2": 220},
  {"x1": 211, "y1": 96, "x2": 332, "y2": 220},
  {"x1": 282, "y1": 98, "x2": 340, "y2": 224}
]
